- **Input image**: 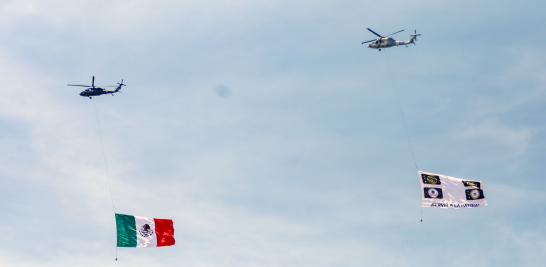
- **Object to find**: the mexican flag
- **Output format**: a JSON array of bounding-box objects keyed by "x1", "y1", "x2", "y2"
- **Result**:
[{"x1": 115, "y1": 213, "x2": 175, "y2": 247}]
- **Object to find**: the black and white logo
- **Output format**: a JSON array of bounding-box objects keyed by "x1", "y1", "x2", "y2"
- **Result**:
[
  {"x1": 465, "y1": 189, "x2": 485, "y2": 200},
  {"x1": 428, "y1": 188, "x2": 439, "y2": 198},
  {"x1": 138, "y1": 224, "x2": 154, "y2": 237},
  {"x1": 423, "y1": 187, "x2": 443, "y2": 199}
]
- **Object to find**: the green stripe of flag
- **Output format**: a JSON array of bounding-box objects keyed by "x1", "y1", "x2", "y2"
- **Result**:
[{"x1": 115, "y1": 213, "x2": 137, "y2": 247}]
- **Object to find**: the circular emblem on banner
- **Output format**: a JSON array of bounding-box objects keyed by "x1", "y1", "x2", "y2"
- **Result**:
[
  {"x1": 428, "y1": 188, "x2": 439, "y2": 198},
  {"x1": 469, "y1": 189, "x2": 480, "y2": 200},
  {"x1": 426, "y1": 175, "x2": 438, "y2": 184},
  {"x1": 138, "y1": 224, "x2": 154, "y2": 237}
]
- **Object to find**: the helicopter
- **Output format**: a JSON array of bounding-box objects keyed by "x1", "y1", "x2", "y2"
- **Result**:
[
  {"x1": 362, "y1": 28, "x2": 421, "y2": 51},
  {"x1": 67, "y1": 76, "x2": 126, "y2": 99}
]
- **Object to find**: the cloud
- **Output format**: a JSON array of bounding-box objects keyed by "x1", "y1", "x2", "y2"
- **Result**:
[
  {"x1": 460, "y1": 120, "x2": 531, "y2": 156},
  {"x1": 1, "y1": 0, "x2": 546, "y2": 266}
]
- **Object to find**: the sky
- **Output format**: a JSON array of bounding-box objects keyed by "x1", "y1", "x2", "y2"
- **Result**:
[{"x1": 1, "y1": 0, "x2": 546, "y2": 266}]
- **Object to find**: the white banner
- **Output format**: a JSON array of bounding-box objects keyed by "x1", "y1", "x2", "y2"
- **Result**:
[{"x1": 419, "y1": 171, "x2": 487, "y2": 209}]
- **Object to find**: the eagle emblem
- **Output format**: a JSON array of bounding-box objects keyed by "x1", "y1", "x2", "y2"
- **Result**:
[{"x1": 138, "y1": 224, "x2": 154, "y2": 237}]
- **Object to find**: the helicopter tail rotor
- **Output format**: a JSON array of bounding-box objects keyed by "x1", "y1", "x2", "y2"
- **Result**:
[
  {"x1": 115, "y1": 79, "x2": 126, "y2": 92},
  {"x1": 410, "y1": 30, "x2": 421, "y2": 44}
]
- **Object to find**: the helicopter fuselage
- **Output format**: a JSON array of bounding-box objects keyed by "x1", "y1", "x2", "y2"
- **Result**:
[
  {"x1": 79, "y1": 88, "x2": 118, "y2": 97},
  {"x1": 367, "y1": 37, "x2": 411, "y2": 49}
]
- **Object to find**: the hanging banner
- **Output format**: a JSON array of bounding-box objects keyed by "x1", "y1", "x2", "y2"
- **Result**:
[
  {"x1": 419, "y1": 171, "x2": 487, "y2": 209},
  {"x1": 116, "y1": 213, "x2": 175, "y2": 248}
]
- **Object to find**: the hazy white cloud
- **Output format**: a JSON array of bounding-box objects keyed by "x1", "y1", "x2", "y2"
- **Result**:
[{"x1": 460, "y1": 120, "x2": 530, "y2": 156}]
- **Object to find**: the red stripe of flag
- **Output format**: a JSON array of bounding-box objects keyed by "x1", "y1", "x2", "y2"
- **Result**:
[{"x1": 153, "y1": 218, "x2": 175, "y2": 247}]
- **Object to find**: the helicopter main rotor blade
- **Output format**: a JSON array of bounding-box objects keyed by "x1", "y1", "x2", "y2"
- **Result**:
[
  {"x1": 367, "y1": 28, "x2": 383, "y2": 38},
  {"x1": 67, "y1": 84, "x2": 91, "y2": 87},
  {"x1": 361, "y1": 39, "x2": 376, "y2": 44},
  {"x1": 385, "y1": 29, "x2": 404, "y2": 37}
]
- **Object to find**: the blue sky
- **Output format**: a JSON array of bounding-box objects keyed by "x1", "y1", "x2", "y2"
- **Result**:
[{"x1": 1, "y1": 0, "x2": 545, "y2": 266}]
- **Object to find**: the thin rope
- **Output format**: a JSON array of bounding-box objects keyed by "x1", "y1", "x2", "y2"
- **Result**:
[
  {"x1": 383, "y1": 50, "x2": 418, "y2": 171},
  {"x1": 382, "y1": 50, "x2": 422, "y2": 221},
  {"x1": 92, "y1": 98, "x2": 118, "y2": 259}
]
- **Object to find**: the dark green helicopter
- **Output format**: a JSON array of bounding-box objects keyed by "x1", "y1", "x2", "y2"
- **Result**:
[
  {"x1": 68, "y1": 76, "x2": 126, "y2": 99},
  {"x1": 362, "y1": 28, "x2": 421, "y2": 51}
]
